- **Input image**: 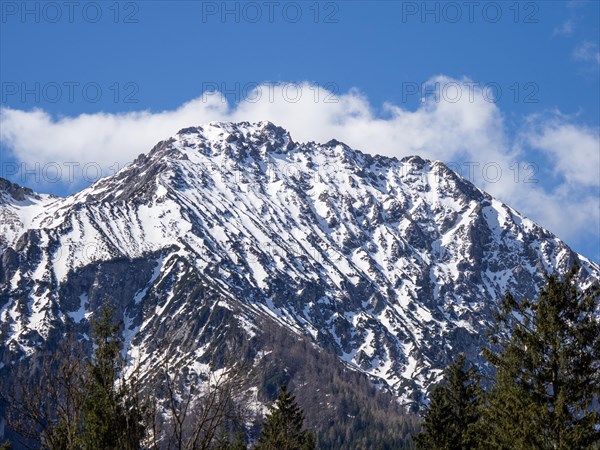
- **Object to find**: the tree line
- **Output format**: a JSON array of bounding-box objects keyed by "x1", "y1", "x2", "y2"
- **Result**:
[
  {"x1": 414, "y1": 266, "x2": 600, "y2": 449},
  {"x1": 3, "y1": 265, "x2": 597, "y2": 449},
  {"x1": 0, "y1": 307, "x2": 314, "y2": 450}
]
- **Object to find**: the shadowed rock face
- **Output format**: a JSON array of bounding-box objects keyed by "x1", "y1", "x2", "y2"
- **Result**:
[
  {"x1": 0, "y1": 178, "x2": 37, "y2": 203},
  {"x1": 1, "y1": 122, "x2": 598, "y2": 421}
]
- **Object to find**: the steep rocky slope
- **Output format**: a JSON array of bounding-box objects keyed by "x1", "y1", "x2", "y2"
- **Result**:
[{"x1": 1, "y1": 122, "x2": 598, "y2": 428}]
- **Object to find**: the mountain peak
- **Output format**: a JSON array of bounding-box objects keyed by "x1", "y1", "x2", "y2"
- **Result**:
[
  {"x1": 0, "y1": 177, "x2": 39, "y2": 203},
  {"x1": 1, "y1": 121, "x2": 598, "y2": 415},
  {"x1": 174, "y1": 121, "x2": 295, "y2": 155}
]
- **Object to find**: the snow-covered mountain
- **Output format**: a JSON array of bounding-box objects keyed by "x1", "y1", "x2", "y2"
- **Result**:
[{"x1": 1, "y1": 121, "x2": 598, "y2": 411}]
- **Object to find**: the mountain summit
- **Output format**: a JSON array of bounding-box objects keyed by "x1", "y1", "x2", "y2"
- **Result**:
[{"x1": 1, "y1": 121, "x2": 598, "y2": 412}]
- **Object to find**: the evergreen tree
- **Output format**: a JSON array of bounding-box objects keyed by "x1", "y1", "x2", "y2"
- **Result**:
[
  {"x1": 255, "y1": 385, "x2": 315, "y2": 450},
  {"x1": 414, "y1": 354, "x2": 481, "y2": 450},
  {"x1": 2, "y1": 306, "x2": 147, "y2": 449},
  {"x1": 79, "y1": 307, "x2": 145, "y2": 450},
  {"x1": 480, "y1": 266, "x2": 600, "y2": 449}
]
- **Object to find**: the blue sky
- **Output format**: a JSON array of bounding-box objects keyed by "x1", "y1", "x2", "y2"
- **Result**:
[{"x1": 1, "y1": 1, "x2": 599, "y2": 261}]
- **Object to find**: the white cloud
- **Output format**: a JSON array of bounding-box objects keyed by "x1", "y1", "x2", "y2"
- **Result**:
[
  {"x1": 1, "y1": 78, "x2": 598, "y2": 258},
  {"x1": 553, "y1": 19, "x2": 574, "y2": 36},
  {"x1": 573, "y1": 41, "x2": 600, "y2": 65},
  {"x1": 520, "y1": 115, "x2": 599, "y2": 187},
  {"x1": 0, "y1": 96, "x2": 230, "y2": 179}
]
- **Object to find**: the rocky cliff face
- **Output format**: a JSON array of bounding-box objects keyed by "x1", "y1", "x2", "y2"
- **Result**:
[{"x1": 1, "y1": 121, "x2": 598, "y2": 418}]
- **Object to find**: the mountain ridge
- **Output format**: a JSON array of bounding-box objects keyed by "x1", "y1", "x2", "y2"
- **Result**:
[{"x1": 1, "y1": 121, "x2": 598, "y2": 415}]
